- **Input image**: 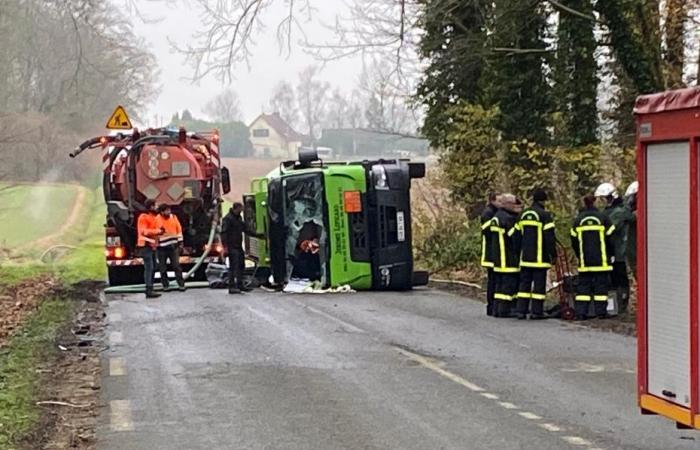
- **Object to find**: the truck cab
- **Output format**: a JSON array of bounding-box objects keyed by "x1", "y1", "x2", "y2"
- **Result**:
[{"x1": 244, "y1": 149, "x2": 427, "y2": 290}]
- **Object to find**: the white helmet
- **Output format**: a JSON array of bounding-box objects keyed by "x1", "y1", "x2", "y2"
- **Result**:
[
  {"x1": 594, "y1": 182, "x2": 618, "y2": 199},
  {"x1": 625, "y1": 181, "x2": 639, "y2": 197}
]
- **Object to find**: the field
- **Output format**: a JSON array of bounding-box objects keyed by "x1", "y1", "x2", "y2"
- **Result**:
[
  {"x1": 0, "y1": 184, "x2": 83, "y2": 249},
  {"x1": 222, "y1": 157, "x2": 283, "y2": 202}
]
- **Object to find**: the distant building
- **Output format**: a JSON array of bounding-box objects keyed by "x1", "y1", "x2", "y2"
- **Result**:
[{"x1": 248, "y1": 113, "x2": 306, "y2": 158}]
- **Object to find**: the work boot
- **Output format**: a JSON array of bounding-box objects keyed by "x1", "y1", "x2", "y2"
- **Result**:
[
  {"x1": 516, "y1": 312, "x2": 527, "y2": 320},
  {"x1": 574, "y1": 301, "x2": 589, "y2": 321},
  {"x1": 228, "y1": 287, "x2": 241, "y2": 294},
  {"x1": 162, "y1": 284, "x2": 171, "y2": 292},
  {"x1": 529, "y1": 314, "x2": 547, "y2": 320},
  {"x1": 178, "y1": 283, "x2": 187, "y2": 292},
  {"x1": 239, "y1": 285, "x2": 253, "y2": 292},
  {"x1": 145, "y1": 290, "x2": 161, "y2": 299},
  {"x1": 617, "y1": 288, "x2": 629, "y2": 314}
]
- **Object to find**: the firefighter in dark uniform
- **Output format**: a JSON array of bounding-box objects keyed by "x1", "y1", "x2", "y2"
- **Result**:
[
  {"x1": 514, "y1": 189, "x2": 556, "y2": 320},
  {"x1": 221, "y1": 202, "x2": 263, "y2": 294},
  {"x1": 489, "y1": 194, "x2": 522, "y2": 318},
  {"x1": 570, "y1": 194, "x2": 615, "y2": 320},
  {"x1": 480, "y1": 192, "x2": 500, "y2": 316}
]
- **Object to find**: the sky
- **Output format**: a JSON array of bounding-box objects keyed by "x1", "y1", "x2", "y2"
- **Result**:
[{"x1": 128, "y1": 0, "x2": 364, "y2": 126}]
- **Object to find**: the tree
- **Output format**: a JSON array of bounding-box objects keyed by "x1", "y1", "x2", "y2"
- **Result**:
[
  {"x1": 206, "y1": 88, "x2": 241, "y2": 122},
  {"x1": 325, "y1": 89, "x2": 351, "y2": 129},
  {"x1": 484, "y1": 0, "x2": 552, "y2": 145},
  {"x1": 554, "y1": 0, "x2": 598, "y2": 146},
  {"x1": 181, "y1": 109, "x2": 194, "y2": 121},
  {"x1": 296, "y1": 66, "x2": 330, "y2": 139},
  {"x1": 171, "y1": 112, "x2": 180, "y2": 122},
  {"x1": 269, "y1": 81, "x2": 299, "y2": 130}
]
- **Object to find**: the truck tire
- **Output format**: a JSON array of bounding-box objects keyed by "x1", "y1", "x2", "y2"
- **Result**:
[{"x1": 108, "y1": 266, "x2": 143, "y2": 286}]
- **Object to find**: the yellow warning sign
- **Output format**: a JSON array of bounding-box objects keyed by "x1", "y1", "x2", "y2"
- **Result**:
[{"x1": 105, "y1": 105, "x2": 133, "y2": 130}]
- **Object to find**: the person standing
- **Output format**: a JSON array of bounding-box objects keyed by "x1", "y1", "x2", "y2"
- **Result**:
[
  {"x1": 624, "y1": 181, "x2": 638, "y2": 282},
  {"x1": 571, "y1": 194, "x2": 615, "y2": 320},
  {"x1": 480, "y1": 192, "x2": 500, "y2": 316},
  {"x1": 596, "y1": 182, "x2": 634, "y2": 314},
  {"x1": 136, "y1": 199, "x2": 163, "y2": 298},
  {"x1": 156, "y1": 204, "x2": 186, "y2": 292},
  {"x1": 221, "y1": 202, "x2": 263, "y2": 294},
  {"x1": 514, "y1": 189, "x2": 557, "y2": 320},
  {"x1": 489, "y1": 194, "x2": 522, "y2": 318}
]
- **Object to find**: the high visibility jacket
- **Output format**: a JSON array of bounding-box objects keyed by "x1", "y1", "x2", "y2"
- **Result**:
[
  {"x1": 157, "y1": 214, "x2": 183, "y2": 247},
  {"x1": 137, "y1": 212, "x2": 161, "y2": 248},
  {"x1": 570, "y1": 207, "x2": 615, "y2": 272},
  {"x1": 514, "y1": 202, "x2": 557, "y2": 269},
  {"x1": 488, "y1": 209, "x2": 521, "y2": 273},
  {"x1": 480, "y1": 203, "x2": 498, "y2": 268}
]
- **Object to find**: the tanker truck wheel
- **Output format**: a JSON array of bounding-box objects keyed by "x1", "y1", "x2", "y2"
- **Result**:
[{"x1": 108, "y1": 266, "x2": 143, "y2": 287}]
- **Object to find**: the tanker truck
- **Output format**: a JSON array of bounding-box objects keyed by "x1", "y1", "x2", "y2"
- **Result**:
[
  {"x1": 242, "y1": 148, "x2": 428, "y2": 290},
  {"x1": 70, "y1": 126, "x2": 230, "y2": 286}
]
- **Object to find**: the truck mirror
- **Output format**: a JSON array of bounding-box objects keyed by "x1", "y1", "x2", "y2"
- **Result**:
[
  {"x1": 408, "y1": 162, "x2": 426, "y2": 179},
  {"x1": 221, "y1": 167, "x2": 231, "y2": 194}
]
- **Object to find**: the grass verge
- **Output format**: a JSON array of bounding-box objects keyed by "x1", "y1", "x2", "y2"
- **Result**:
[{"x1": 0, "y1": 299, "x2": 73, "y2": 450}]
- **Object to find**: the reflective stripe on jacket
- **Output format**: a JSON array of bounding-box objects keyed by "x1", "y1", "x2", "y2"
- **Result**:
[
  {"x1": 157, "y1": 214, "x2": 183, "y2": 247},
  {"x1": 480, "y1": 203, "x2": 498, "y2": 268},
  {"x1": 489, "y1": 209, "x2": 521, "y2": 273},
  {"x1": 514, "y1": 202, "x2": 556, "y2": 269},
  {"x1": 137, "y1": 213, "x2": 161, "y2": 248},
  {"x1": 570, "y1": 208, "x2": 615, "y2": 272}
]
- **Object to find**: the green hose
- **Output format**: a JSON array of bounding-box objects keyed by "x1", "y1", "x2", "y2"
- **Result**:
[{"x1": 104, "y1": 281, "x2": 210, "y2": 294}]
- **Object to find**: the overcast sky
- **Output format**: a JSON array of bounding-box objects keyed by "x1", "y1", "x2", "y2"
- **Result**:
[{"x1": 129, "y1": 0, "x2": 363, "y2": 126}]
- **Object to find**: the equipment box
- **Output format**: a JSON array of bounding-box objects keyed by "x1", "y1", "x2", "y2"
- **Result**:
[{"x1": 635, "y1": 88, "x2": 700, "y2": 429}]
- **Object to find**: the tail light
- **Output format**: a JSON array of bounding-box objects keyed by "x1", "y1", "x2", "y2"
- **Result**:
[{"x1": 114, "y1": 247, "x2": 125, "y2": 259}]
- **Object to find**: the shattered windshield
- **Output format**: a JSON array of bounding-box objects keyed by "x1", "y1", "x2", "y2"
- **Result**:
[{"x1": 283, "y1": 173, "x2": 327, "y2": 284}]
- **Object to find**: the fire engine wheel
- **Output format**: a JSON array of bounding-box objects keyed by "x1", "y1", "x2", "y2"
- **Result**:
[
  {"x1": 561, "y1": 306, "x2": 576, "y2": 321},
  {"x1": 108, "y1": 266, "x2": 143, "y2": 287}
]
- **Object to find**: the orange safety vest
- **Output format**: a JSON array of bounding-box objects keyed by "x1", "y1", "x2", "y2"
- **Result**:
[
  {"x1": 156, "y1": 214, "x2": 183, "y2": 247},
  {"x1": 137, "y1": 213, "x2": 161, "y2": 248}
]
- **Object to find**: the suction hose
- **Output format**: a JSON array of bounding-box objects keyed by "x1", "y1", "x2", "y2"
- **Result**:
[{"x1": 104, "y1": 207, "x2": 220, "y2": 294}]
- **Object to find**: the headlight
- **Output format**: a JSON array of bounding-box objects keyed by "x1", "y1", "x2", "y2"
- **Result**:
[{"x1": 106, "y1": 236, "x2": 121, "y2": 246}]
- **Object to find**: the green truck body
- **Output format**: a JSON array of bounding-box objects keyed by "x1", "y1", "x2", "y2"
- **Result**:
[{"x1": 243, "y1": 153, "x2": 427, "y2": 290}]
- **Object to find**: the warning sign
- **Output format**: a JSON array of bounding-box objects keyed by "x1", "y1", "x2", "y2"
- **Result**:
[{"x1": 105, "y1": 105, "x2": 133, "y2": 130}]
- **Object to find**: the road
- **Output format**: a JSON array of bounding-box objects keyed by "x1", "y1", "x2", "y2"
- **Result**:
[{"x1": 99, "y1": 288, "x2": 697, "y2": 450}]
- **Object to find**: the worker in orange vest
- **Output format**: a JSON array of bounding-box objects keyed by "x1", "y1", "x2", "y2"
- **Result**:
[
  {"x1": 156, "y1": 204, "x2": 186, "y2": 292},
  {"x1": 137, "y1": 199, "x2": 164, "y2": 298}
]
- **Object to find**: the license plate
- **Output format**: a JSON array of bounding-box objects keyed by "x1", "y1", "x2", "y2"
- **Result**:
[{"x1": 396, "y1": 211, "x2": 405, "y2": 242}]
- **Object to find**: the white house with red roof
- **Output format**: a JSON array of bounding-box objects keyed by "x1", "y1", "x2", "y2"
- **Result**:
[{"x1": 248, "y1": 112, "x2": 306, "y2": 158}]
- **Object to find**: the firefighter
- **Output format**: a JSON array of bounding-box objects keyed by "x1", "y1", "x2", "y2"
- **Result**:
[
  {"x1": 480, "y1": 192, "x2": 501, "y2": 316},
  {"x1": 221, "y1": 202, "x2": 263, "y2": 294},
  {"x1": 489, "y1": 193, "x2": 522, "y2": 318},
  {"x1": 595, "y1": 182, "x2": 634, "y2": 314},
  {"x1": 624, "y1": 181, "x2": 638, "y2": 281},
  {"x1": 570, "y1": 194, "x2": 615, "y2": 320},
  {"x1": 156, "y1": 204, "x2": 186, "y2": 292},
  {"x1": 514, "y1": 188, "x2": 556, "y2": 320},
  {"x1": 136, "y1": 199, "x2": 163, "y2": 298}
]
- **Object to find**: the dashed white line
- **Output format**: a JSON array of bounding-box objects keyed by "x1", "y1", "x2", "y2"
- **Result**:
[
  {"x1": 498, "y1": 401, "x2": 519, "y2": 410},
  {"x1": 519, "y1": 411, "x2": 543, "y2": 420},
  {"x1": 480, "y1": 392, "x2": 499, "y2": 400},
  {"x1": 110, "y1": 400, "x2": 134, "y2": 431},
  {"x1": 562, "y1": 436, "x2": 593, "y2": 446},
  {"x1": 110, "y1": 331, "x2": 123, "y2": 345},
  {"x1": 299, "y1": 303, "x2": 367, "y2": 334},
  {"x1": 539, "y1": 423, "x2": 562, "y2": 432},
  {"x1": 394, "y1": 347, "x2": 484, "y2": 392},
  {"x1": 109, "y1": 357, "x2": 126, "y2": 376}
]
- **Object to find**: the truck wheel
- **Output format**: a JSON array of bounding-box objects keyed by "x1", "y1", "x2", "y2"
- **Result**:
[{"x1": 108, "y1": 266, "x2": 143, "y2": 286}]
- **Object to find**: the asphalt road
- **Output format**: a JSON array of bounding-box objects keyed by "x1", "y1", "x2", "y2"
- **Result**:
[{"x1": 99, "y1": 288, "x2": 698, "y2": 450}]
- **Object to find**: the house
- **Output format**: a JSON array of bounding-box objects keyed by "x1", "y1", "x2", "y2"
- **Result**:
[{"x1": 248, "y1": 113, "x2": 305, "y2": 159}]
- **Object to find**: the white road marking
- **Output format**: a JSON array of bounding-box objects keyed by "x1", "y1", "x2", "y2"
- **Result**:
[
  {"x1": 480, "y1": 392, "x2": 499, "y2": 400},
  {"x1": 519, "y1": 411, "x2": 543, "y2": 420},
  {"x1": 109, "y1": 357, "x2": 126, "y2": 376},
  {"x1": 539, "y1": 423, "x2": 561, "y2": 432},
  {"x1": 498, "y1": 401, "x2": 519, "y2": 410},
  {"x1": 296, "y1": 302, "x2": 366, "y2": 334},
  {"x1": 110, "y1": 400, "x2": 134, "y2": 431},
  {"x1": 110, "y1": 331, "x2": 123, "y2": 345},
  {"x1": 394, "y1": 347, "x2": 484, "y2": 392},
  {"x1": 562, "y1": 436, "x2": 592, "y2": 446}
]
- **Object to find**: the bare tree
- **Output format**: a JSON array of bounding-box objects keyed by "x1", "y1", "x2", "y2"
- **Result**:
[
  {"x1": 296, "y1": 66, "x2": 330, "y2": 139},
  {"x1": 206, "y1": 88, "x2": 242, "y2": 122},
  {"x1": 324, "y1": 89, "x2": 351, "y2": 129},
  {"x1": 269, "y1": 81, "x2": 299, "y2": 130}
]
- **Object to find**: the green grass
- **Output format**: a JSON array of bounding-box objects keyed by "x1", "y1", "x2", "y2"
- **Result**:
[
  {"x1": 0, "y1": 184, "x2": 79, "y2": 248},
  {"x1": 0, "y1": 299, "x2": 73, "y2": 450}
]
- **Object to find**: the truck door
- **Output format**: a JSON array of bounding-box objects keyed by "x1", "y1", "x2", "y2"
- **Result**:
[{"x1": 646, "y1": 141, "x2": 691, "y2": 407}]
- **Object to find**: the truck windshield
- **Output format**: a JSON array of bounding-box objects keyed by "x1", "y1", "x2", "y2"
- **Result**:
[{"x1": 282, "y1": 173, "x2": 328, "y2": 284}]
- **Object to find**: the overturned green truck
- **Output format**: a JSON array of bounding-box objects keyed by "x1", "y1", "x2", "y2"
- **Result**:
[{"x1": 243, "y1": 149, "x2": 428, "y2": 290}]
